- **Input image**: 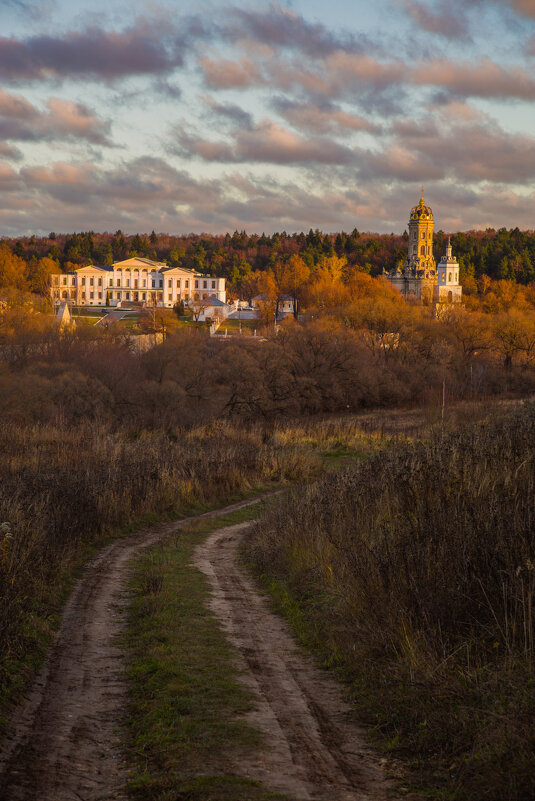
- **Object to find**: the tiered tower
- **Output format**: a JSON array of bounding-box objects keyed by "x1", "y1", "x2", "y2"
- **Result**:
[{"x1": 385, "y1": 191, "x2": 437, "y2": 302}]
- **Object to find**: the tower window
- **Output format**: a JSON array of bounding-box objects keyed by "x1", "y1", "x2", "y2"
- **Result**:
[{"x1": 421, "y1": 245, "x2": 426, "y2": 255}]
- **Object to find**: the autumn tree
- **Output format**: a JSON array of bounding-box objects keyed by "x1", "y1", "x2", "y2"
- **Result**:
[{"x1": 0, "y1": 244, "x2": 28, "y2": 291}]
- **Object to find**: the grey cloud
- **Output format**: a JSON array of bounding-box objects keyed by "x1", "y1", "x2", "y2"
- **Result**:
[
  {"x1": 0, "y1": 142, "x2": 22, "y2": 160},
  {"x1": 176, "y1": 120, "x2": 357, "y2": 165},
  {"x1": 272, "y1": 97, "x2": 381, "y2": 136},
  {"x1": 203, "y1": 97, "x2": 253, "y2": 129},
  {"x1": 0, "y1": 17, "x2": 193, "y2": 82},
  {"x1": 2, "y1": 153, "x2": 535, "y2": 237},
  {"x1": 404, "y1": 1, "x2": 471, "y2": 40},
  {"x1": 0, "y1": 90, "x2": 112, "y2": 145},
  {"x1": 224, "y1": 3, "x2": 371, "y2": 58},
  {"x1": 392, "y1": 117, "x2": 535, "y2": 183}
]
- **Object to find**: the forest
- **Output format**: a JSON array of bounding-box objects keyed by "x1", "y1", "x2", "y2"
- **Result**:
[{"x1": 2, "y1": 224, "x2": 535, "y2": 301}]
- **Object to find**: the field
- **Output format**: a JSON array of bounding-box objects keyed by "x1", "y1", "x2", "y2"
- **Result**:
[{"x1": 245, "y1": 403, "x2": 535, "y2": 800}]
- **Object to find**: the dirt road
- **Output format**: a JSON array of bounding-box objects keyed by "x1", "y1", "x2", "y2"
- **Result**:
[
  {"x1": 195, "y1": 522, "x2": 390, "y2": 801},
  {"x1": 0, "y1": 498, "x2": 390, "y2": 801},
  {"x1": 0, "y1": 498, "x2": 263, "y2": 801}
]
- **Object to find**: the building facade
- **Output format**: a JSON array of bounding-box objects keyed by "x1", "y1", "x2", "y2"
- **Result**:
[{"x1": 50, "y1": 257, "x2": 226, "y2": 309}]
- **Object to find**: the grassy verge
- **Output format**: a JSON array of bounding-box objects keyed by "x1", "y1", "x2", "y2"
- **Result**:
[
  {"x1": 244, "y1": 405, "x2": 535, "y2": 801},
  {"x1": 124, "y1": 504, "x2": 295, "y2": 801}
]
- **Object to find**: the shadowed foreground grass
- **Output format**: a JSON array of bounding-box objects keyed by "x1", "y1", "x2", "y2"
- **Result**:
[
  {"x1": 245, "y1": 404, "x2": 535, "y2": 801},
  {"x1": 124, "y1": 505, "x2": 295, "y2": 801}
]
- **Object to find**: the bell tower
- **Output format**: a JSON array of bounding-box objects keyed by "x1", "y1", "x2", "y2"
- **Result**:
[{"x1": 406, "y1": 189, "x2": 436, "y2": 276}]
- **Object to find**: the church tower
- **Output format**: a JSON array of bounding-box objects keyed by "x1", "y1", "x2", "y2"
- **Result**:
[
  {"x1": 434, "y1": 238, "x2": 462, "y2": 305},
  {"x1": 384, "y1": 190, "x2": 437, "y2": 302},
  {"x1": 406, "y1": 190, "x2": 436, "y2": 275}
]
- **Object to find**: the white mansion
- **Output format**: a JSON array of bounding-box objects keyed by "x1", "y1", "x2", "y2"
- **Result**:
[{"x1": 50, "y1": 257, "x2": 226, "y2": 309}]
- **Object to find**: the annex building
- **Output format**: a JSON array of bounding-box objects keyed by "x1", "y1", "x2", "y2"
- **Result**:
[
  {"x1": 385, "y1": 193, "x2": 462, "y2": 305},
  {"x1": 50, "y1": 257, "x2": 226, "y2": 309}
]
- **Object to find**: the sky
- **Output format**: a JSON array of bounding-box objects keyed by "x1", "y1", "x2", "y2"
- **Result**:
[{"x1": 1, "y1": 0, "x2": 535, "y2": 236}]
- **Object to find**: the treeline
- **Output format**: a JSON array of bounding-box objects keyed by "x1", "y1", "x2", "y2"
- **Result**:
[{"x1": 2, "y1": 224, "x2": 535, "y2": 295}]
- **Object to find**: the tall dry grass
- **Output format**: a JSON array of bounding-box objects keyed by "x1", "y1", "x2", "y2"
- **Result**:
[
  {"x1": 0, "y1": 419, "x2": 320, "y2": 723},
  {"x1": 246, "y1": 403, "x2": 535, "y2": 801}
]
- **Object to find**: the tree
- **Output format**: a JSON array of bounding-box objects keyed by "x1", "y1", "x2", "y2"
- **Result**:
[
  {"x1": 29, "y1": 257, "x2": 58, "y2": 296},
  {"x1": 0, "y1": 244, "x2": 28, "y2": 291}
]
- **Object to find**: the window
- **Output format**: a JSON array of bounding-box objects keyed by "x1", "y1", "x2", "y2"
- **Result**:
[
  {"x1": 81, "y1": 277, "x2": 86, "y2": 285},
  {"x1": 420, "y1": 245, "x2": 426, "y2": 255},
  {"x1": 212, "y1": 280, "x2": 216, "y2": 289},
  {"x1": 159, "y1": 279, "x2": 163, "y2": 287},
  {"x1": 126, "y1": 292, "x2": 130, "y2": 300},
  {"x1": 421, "y1": 232, "x2": 425, "y2": 239},
  {"x1": 126, "y1": 279, "x2": 130, "y2": 287},
  {"x1": 203, "y1": 280, "x2": 207, "y2": 289},
  {"x1": 195, "y1": 280, "x2": 199, "y2": 288},
  {"x1": 98, "y1": 292, "x2": 102, "y2": 299},
  {"x1": 185, "y1": 280, "x2": 189, "y2": 288},
  {"x1": 168, "y1": 279, "x2": 172, "y2": 288},
  {"x1": 90, "y1": 291, "x2": 94, "y2": 299},
  {"x1": 98, "y1": 278, "x2": 102, "y2": 286},
  {"x1": 152, "y1": 280, "x2": 155, "y2": 288},
  {"x1": 142, "y1": 280, "x2": 146, "y2": 287},
  {"x1": 90, "y1": 277, "x2": 94, "y2": 286},
  {"x1": 134, "y1": 280, "x2": 138, "y2": 288},
  {"x1": 62, "y1": 276, "x2": 67, "y2": 285},
  {"x1": 82, "y1": 292, "x2": 86, "y2": 300},
  {"x1": 142, "y1": 292, "x2": 146, "y2": 300},
  {"x1": 449, "y1": 272, "x2": 452, "y2": 282}
]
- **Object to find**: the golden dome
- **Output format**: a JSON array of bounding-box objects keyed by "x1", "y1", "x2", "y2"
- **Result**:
[{"x1": 410, "y1": 193, "x2": 433, "y2": 221}]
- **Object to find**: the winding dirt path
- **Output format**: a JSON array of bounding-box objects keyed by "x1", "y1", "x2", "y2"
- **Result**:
[
  {"x1": 0, "y1": 497, "x2": 264, "y2": 801},
  {"x1": 195, "y1": 522, "x2": 391, "y2": 801},
  {"x1": 0, "y1": 497, "x2": 390, "y2": 801}
]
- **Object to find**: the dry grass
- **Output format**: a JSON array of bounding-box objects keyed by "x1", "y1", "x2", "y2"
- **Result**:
[
  {"x1": 0, "y1": 418, "x2": 325, "y2": 728},
  {"x1": 246, "y1": 402, "x2": 535, "y2": 801}
]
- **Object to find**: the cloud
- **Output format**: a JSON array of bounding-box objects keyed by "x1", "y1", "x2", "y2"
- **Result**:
[
  {"x1": 404, "y1": 1, "x2": 470, "y2": 39},
  {"x1": 0, "y1": 17, "x2": 193, "y2": 82},
  {"x1": 1, "y1": 152, "x2": 535, "y2": 237},
  {"x1": 176, "y1": 120, "x2": 357, "y2": 165},
  {"x1": 203, "y1": 97, "x2": 254, "y2": 129},
  {"x1": 0, "y1": 89, "x2": 112, "y2": 145},
  {"x1": 0, "y1": 142, "x2": 22, "y2": 160},
  {"x1": 200, "y1": 55, "x2": 263, "y2": 89},
  {"x1": 413, "y1": 58, "x2": 535, "y2": 100},
  {"x1": 273, "y1": 98, "x2": 381, "y2": 136},
  {"x1": 224, "y1": 3, "x2": 370, "y2": 58},
  {"x1": 500, "y1": 0, "x2": 535, "y2": 19},
  {"x1": 387, "y1": 115, "x2": 535, "y2": 183}
]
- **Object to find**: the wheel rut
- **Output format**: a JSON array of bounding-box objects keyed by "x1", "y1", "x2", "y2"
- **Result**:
[
  {"x1": 0, "y1": 497, "x2": 264, "y2": 801},
  {"x1": 194, "y1": 524, "x2": 391, "y2": 801}
]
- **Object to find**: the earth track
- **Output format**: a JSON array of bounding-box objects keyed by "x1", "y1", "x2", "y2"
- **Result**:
[
  {"x1": 0, "y1": 496, "x2": 390, "y2": 801},
  {"x1": 0, "y1": 497, "x2": 264, "y2": 801},
  {"x1": 194, "y1": 523, "x2": 390, "y2": 801}
]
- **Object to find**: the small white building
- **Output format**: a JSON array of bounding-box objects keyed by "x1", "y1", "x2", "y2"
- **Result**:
[
  {"x1": 434, "y1": 239, "x2": 462, "y2": 304},
  {"x1": 251, "y1": 294, "x2": 296, "y2": 318},
  {"x1": 50, "y1": 257, "x2": 226, "y2": 309}
]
